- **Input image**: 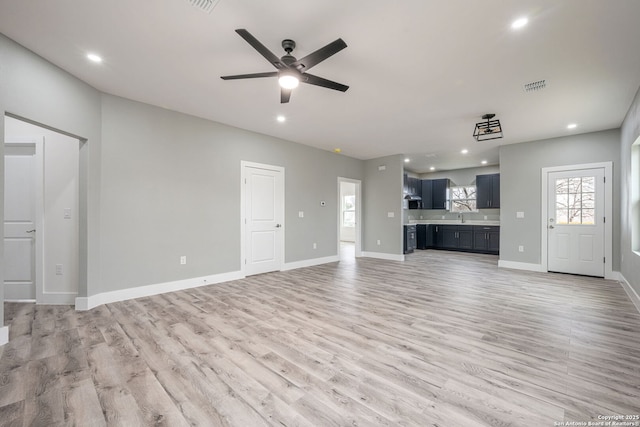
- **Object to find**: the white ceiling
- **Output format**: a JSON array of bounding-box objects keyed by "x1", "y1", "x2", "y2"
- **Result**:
[{"x1": 2, "y1": 0, "x2": 640, "y2": 173}]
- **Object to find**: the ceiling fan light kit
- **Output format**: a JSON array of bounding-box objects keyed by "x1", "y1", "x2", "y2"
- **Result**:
[
  {"x1": 473, "y1": 113, "x2": 504, "y2": 141},
  {"x1": 221, "y1": 29, "x2": 349, "y2": 103}
]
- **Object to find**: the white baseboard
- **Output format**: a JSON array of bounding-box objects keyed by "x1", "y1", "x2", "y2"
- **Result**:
[
  {"x1": 361, "y1": 251, "x2": 405, "y2": 262},
  {"x1": 4, "y1": 299, "x2": 36, "y2": 303},
  {"x1": 282, "y1": 255, "x2": 340, "y2": 271},
  {"x1": 618, "y1": 273, "x2": 640, "y2": 314},
  {"x1": 75, "y1": 270, "x2": 244, "y2": 311},
  {"x1": 41, "y1": 292, "x2": 77, "y2": 305},
  {"x1": 498, "y1": 260, "x2": 546, "y2": 272},
  {"x1": 0, "y1": 325, "x2": 8, "y2": 346}
]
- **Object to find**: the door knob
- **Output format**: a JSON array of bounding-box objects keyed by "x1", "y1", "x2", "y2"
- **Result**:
[
  {"x1": 275, "y1": 224, "x2": 282, "y2": 228},
  {"x1": 26, "y1": 229, "x2": 36, "y2": 233},
  {"x1": 548, "y1": 225, "x2": 554, "y2": 229}
]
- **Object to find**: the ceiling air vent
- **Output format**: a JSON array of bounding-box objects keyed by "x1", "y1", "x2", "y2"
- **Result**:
[
  {"x1": 523, "y1": 79, "x2": 546, "y2": 92},
  {"x1": 186, "y1": 0, "x2": 220, "y2": 13}
]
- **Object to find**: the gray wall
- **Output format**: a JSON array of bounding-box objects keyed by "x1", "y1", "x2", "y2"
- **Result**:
[
  {"x1": 1, "y1": 33, "x2": 103, "y2": 326},
  {"x1": 620, "y1": 86, "x2": 640, "y2": 296},
  {"x1": 0, "y1": 34, "x2": 377, "y2": 326},
  {"x1": 499, "y1": 129, "x2": 621, "y2": 269},
  {"x1": 363, "y1": 155, "x2": 404, "y2": 255},
  {"x1": 99, "y1": 94, "x2": 364, "y2": 291}
]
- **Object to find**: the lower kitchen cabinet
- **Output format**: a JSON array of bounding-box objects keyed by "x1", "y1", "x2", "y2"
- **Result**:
[{"x1": 419, "y1": 224, "x2": 499, "y2": 254}]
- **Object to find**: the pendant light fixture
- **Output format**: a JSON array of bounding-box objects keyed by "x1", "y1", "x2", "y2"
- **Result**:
[{"x1": 473, "y1": 113, "x2": 503, "y2": 141}]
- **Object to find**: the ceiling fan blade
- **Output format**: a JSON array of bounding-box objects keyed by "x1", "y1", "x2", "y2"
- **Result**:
[
  {"x1": 235, "y1": 29, "x2": 287, "y2": 69},
  {"x1": 302, "y1": 73, "x2": 349, "y2": 92},
  {"x1": 281, "y1": 87, "x2": 292, "y2": 103},
  {"x1": 292, "y1": 38, "x2": 347, "y2": 71},
  {"x1": 220, "y1": 71, "x2": 278, "y2": 80}
]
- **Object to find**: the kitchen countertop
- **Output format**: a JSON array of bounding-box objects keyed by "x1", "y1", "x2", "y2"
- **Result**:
[{"x1": 408, "y1": 220, "x2": 500, "y2": 226}]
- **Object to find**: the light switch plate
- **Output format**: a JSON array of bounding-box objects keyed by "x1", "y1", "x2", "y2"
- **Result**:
[
  {"x1": 298, "y1": 211, "x2": 304, "y2": 218},
  {"x1": 64, "y1": 208, "x2": 71, "y2": 219},
  {"x1": 516, "y1": 211, "x2": 525, "y2": 218},
  {"x1": 387, "y1": 212, "x2": 395, "y2": 218}
]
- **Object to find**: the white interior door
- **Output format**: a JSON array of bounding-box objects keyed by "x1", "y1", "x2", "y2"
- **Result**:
[
  {"x1": 243, "y1": 163, "x2": 284, "y2": 276},
  {"x1": 547, "y1": 168, "x2": 605, "y2": 277},
  {"x1": 4, "y1": 144, "x2": 38, "y2": 299}
]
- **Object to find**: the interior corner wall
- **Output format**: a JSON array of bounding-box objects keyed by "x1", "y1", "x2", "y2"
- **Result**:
[
  {"x1": 363, "y1": 155, "x2": 404, "y2": 255},
  {"x1": 98, "y1": 94, "x2": 365, "y2": 293},
  {"x1": 499, "y1": 129, "x2": 621, "y2": 269},
  {"x1": 620, "y1": 85, "x2": 640, "y2": 296},
  {"x1": 1, "y1": 33, "x2": 102, "y2": 324}
]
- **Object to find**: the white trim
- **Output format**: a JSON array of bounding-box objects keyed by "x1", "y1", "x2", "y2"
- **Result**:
[
  {"x1": 618, "y1": 273, "x2": 640, "y2": 314},
  {"x1": 240, "y1": 161, "x2": 285, "y2": 276},
  {"x1": 337, "y1": 177, "x2": 363, "y2": 257},
  {"x1": 74, "y1": 270, "x2": 244, "y2": 311},
  {"x1": 40, "y1": 292, "x2": 77, "y2": 305},
  {"x1": 283, "y1": 255, "x2": 340, "y2": 271},
  {"x1": 361, "y1": 251, "x2": 405, "y2": 262},
  {"x1": 4, "y1": 299, "x2": 36, "y2": 303},
  {"x1": 0, "y1": 326, "x2": 8, "y2": 346},
  {"x1": 541, "y1": 162, "x2": 613, "y2": 278},
  {"x1": 498, "y1": 260, "x2": 546, "y2": 272}
]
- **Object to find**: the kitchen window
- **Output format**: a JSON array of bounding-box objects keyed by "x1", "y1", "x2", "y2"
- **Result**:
[{"x1": 450, "y1": 186, "x2": 476, "y2": 212}]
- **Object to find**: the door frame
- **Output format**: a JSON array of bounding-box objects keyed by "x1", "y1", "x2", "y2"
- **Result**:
[
  {"x1": 337, "y1": 177, "x2": 362, "y2": 257},
  {"x1": 541, "y1": 161, "x2": 613, "y2": 279},
  {"x1": 240, "y1": 161, "x2": 285, "y2": 276},
  {"x1": 4, "y1": 138, "x2": 44, "y2": 302}
]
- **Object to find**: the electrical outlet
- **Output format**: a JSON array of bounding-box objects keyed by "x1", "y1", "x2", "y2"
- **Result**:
[
  {"x1": 378, "y1": 165, "x2": 386, "y2": 171},
  {"x1": 313, "y1": 243, "x2": 317, "y2": 249},
  {"x1": 517, "y1": 211, "x2": 525, "y2": 219},
  {"x1": 442, "y1": 215, "x2": 445, "y2": 219},
  {"x1": 420, "y1": 215, "x2": 423, "y2": 219},
  {"x1": 180, "y1": 256, "x2": 187, "y2": 265},
  {"x1": 55, "y1": 264, "x2": 63, "y2": 275},
  {"x1": 484, "y1": 216, "x2": 487, "y2": 220},
  {"x1": 387, "y1": 212, "x2": 394, "y2": 218},
  {"x1": 518, "y1": 245, "x2": 524, "y2": 252},
  {"x1": 64, "y1": 208, "x2": 71, "y2": 219},
  {"x1": 298, "y1": 211, "x2": 304, "y2": 218},
  {"x1": 377, "y1": 239, "x2": 381, "y2": 245}
]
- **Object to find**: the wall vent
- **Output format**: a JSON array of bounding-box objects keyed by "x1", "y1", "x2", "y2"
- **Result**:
[
  {"x1": 523, "y1": 79, "x2": 546, "y2": 92},
  {"x1": 186, "y1": 0, "x2": 220, "y2": 13}
]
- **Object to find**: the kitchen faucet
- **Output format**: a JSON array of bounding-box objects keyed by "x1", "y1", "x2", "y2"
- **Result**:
[{"x1": 458, "y1": 213, "x2": 465, "y2": 223}]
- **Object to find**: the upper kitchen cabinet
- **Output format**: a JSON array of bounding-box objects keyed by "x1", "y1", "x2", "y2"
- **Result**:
[
  {"x1": 431, "y1": 178, "x2": 449, "y2": 210},
  {"x1": 476, "y1": 173, "x2": 500, "y2": 209},
  {"x1": 421, "y1": 178, "x2": 449, "y2": 210},
  {"x1": 403, "y1": 174, "x2": 421, "y2": 197}
]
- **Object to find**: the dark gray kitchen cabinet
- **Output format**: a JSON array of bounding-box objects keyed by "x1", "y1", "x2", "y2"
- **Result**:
[
  {"x1": 437, "y1": 225, "x2": 472, "y2": 250},
  {"x1": 473, "y1": 226, "x2": 500, "y2": 254},
  {"x1": 416, "y1": 224, "x2": 435, "y2": 249},
  {"x1": 421, "y1": 178, "x2": 449, "y2": 210},
  {"x1": 476, "y1": 173, "x2": 500, "y2": 209},
  {"x1": 421, "y1": 180, "x2": 433, "y2": 209}
]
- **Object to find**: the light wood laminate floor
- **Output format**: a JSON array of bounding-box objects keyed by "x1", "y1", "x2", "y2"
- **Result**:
[{"x1": 2, "y1": 249, "x2": 640, "y2": 426}]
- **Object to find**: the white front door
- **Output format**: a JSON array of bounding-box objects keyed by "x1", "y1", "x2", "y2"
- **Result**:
[
  {"x1": 242, "y1": 162, "x2": 284, "y2": 276},
  {"x1": 547, "y1": 168, "x2": 605, "y2": 277},
  {"x1": 4, "y1": 144, "x2": 38, "y2": 299}
]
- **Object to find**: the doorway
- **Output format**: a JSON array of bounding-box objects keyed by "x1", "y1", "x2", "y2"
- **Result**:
[
  {"x1": 542, "y1": 162, "x2": 613, "y2": 278},
  {"x1": 241, "y1": 161, "x2": 285, "y2": 276},
  {"x1": 338, "y1": 178, "x2": 362, "y2": 260},
  {"x1": 4, "y1": 116, "x2": 80, "y2": 304}
]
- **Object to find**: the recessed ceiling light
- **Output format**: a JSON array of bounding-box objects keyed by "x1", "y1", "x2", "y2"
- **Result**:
[
  {"x1": 481, "y1": 160, "x2": 488, "y2": 165},
  {"x1": 87, "y1": 53, "x2": 102, "y2": 63},
  {"x1": 276, "y1": 115, "x2": 286, "y2": 123},
  {"x1": 404, "y1": 158, "x2": 410, "y2": 163},
  {"x1": 461, "y1": 149, "x2": 469, "y2": 154},
  {"x1": 567, "y1": 123, "x2": 577, "y2": 129},
  {"x1": 429, "y1": 166, "x2": 435, "y2": 171},
  {"x1": 511, "y1": 17, "x2": 528, "y2": 30}
]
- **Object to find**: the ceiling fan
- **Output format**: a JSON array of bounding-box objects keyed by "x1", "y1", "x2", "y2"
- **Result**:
[{"x1": 221, "y1": 29, "x2": 349, "y2": 103}]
